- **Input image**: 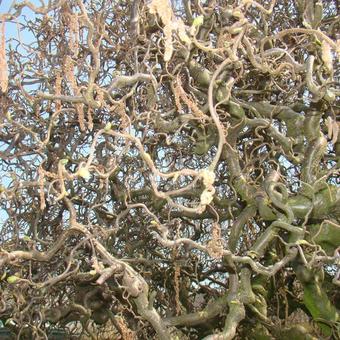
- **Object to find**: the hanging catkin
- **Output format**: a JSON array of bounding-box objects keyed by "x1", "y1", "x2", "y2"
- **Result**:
[{"x1": 0, "y1": 20, "x2": 8, "y2": 92}]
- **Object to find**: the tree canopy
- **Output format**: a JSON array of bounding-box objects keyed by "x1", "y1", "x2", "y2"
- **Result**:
[{"x1": 0, "y1": 0, "x2": 339, "y2": 339}]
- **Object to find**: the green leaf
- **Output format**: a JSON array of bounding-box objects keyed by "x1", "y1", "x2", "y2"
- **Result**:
[
  {"x1": 296, "y1": 239, "x2": 310, "y2": 245},
  {"x1": 229, "y1": 102, "x2": 245, "y2": 119},
  {"x1": 192, "y1": 15, "x2": 204, "y2": 27},
  {"x1": 247, "y1": 250, "x2": 259, "y2": 259},
  {"x1": 60, "y1": 158, "x2": 69, "y2": 165},
  {"x1": 6, "y1": 111, "x2": 12, "y2": 121},
  {"x1": 7, "y1": 276, "x2": 19, "y2": 284},
  {"x1": 104, "y1": 122, "x2": 112, "y2": 131},
  {"x1": 230, "y1": 299, "x2": 240, "y2": 304}
]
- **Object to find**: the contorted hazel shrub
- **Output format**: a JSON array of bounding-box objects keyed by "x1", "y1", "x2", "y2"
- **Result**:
[{"x1": 0, "y1": 1, "x2": 339, "y2": 339}]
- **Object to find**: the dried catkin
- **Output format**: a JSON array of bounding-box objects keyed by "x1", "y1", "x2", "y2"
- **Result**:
[
  {"x1": 0, "y1": 20, "x2": 8, "y2": 92},
  {"x1": 55, "y1": 72, "x2": 62, "y2": 111},
  {"x1": 38, "y1": 166, "x2": 46, "y2": 211},
  {"x1": 69, "y1": 14, "x2": 79, "y2": 58},
  {"x1": 64, "y1": 55, "x2": 85, "y2": 131},
  {"x1": 175, "y1": 76, "x2": 204, "y2": 118}
]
